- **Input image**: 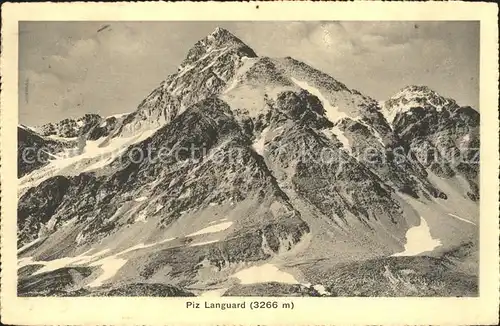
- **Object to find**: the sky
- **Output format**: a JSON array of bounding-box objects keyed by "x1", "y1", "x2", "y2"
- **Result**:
[{"x1": 19, "y1": 21, "x2": 479, "y2": 126}]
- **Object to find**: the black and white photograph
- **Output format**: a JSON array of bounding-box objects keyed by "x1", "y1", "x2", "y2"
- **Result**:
[
  {"x1": 15, "y1": 19, "x2": 482, "y2": 298},
  {"x1": 1, "y1": 2, "x2": 499, "y2": 325}
]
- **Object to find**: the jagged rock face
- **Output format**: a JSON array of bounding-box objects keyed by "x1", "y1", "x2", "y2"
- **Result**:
[
  {"x1": 17, "y1": 28, "x2": 479, "y2": 296},
  {"x1": 18, "y1": 175, "x2": 72, "y2": 244},
  {"x1": 382, "y1": 85, "x2": 460, "y2": 123},
  {"x1": 86, "y1": 115, "x2": 120, "y2": 140},
  {"x1": 274, "y1": 57, "x2": 379, "y2": 116},
  {"x1": 18, "y1": 98, "x2": 310, "y2": 288},
  {"x1": 18, "y1": 115, "x2": 120, "y2": 178},
  {"x1": 382, "y1": 86, "x2": 480, "y2": 201},
  {"x1": 17, "y1": 126, "x2": 65, "y2": 177},
  {"x1": 37, "y1": 113, "x2": 120, "y2": 140},
  {"x1": 38, "y1": 118, "x2": 80, "y2": 138},
  {"x1": 267, "y1": 123, "x2": 403, "y2": 226}
]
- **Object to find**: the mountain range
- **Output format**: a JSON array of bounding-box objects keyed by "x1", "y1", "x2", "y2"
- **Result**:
[{"x1": 17, "y1": 27, "x2": 479, "y2": 297}]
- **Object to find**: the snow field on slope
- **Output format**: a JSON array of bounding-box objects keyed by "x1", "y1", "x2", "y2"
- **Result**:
[
  {"x1": 19, "y1": 237, "x2": 177, "y2": 287},
  {"x1": 392, "y1": 216, "x2": 442, "y2": 256},
  {"x1": 229, "y1": 263, "x2": 331, "y2": 295},
  {"x1": 447, "y1": 213, "x2": 476, "y2": 225},
  {"x1": 18, "y1": 129, "x2": 159, "y2": 191},
  {"x1": 231, "y1": 263, "x2": 299, "y2": 285},
  {"x1": 30, "y1": 248, "x2": 111, "y2": 275},
  {"x1": 323, "y1": 126, "x2": 351, "y2": 150}
]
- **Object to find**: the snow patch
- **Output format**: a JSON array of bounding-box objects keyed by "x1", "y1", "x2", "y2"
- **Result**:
[
  {"x1": 208, "y1": 218, "x2": 228, "y2": 225},
  {"x1": 178, "y1": 188, "x2": 192, "y2": 199},
  {"x1": 82, "y1": 147, "x2": 127, "y2": 172},
  {"x1": 135, "y1": 212, "x2": 147, "y2": 223},
  {"x1": 177, "y1": 64, "x2": 195, "y2": 78},
  {"x1": 107, "y1": 112, "x2": 130, "y2": 119},
  {"x1": 19, "y1": 128, "x2": 159, "y2": 191},
  {"x1": 252, "y1": 127, "x2": 270, "y2": 155},
  {"x1": 329, "y1": 126, "x2": 351, "y2": 149},
  {"x1": 383, "y1": 87, "x2": 453, "y2": 123},
  {"x1": 19, "y1": 124, "x2": 39, "y2": 133},
  {"x1": 154, "y1": 204, "x2": 164, "y2": 213},
  {"x1": 18, "y1": 237, "x2": 176, "y2": 286},
  {"x1": 189, "y1": 239, "x2": 219, "y2": 247},
  {"x1": 31, "y1": 249, "x2": 109, "y2": 275},
  {"x1": 392, "y1": 217, "x2": 441, "y2": 256},
  {"x1": 87, "y1": 256, "x2": 127, "y2": 288},
  {"x1": 118, "y1": 238, "x2": 176, "y2": 256},
  {"x1": 134, "y1": 196, "x2": 148, "y2": 202},
  {"x1": 86, "y1": 239, "x2": 177, "y2": 288},
  {"x1": 200, "y1": 48, "x2": 230, "y2": 73},
  {"x1": 18, "y1": 237, "x2": 45, "y2": 253},
  {"x1": 448, "y1": 213, "x2": 476, "y2": 225},
  {"x1": 313, "y1": 284, "x2": 331, "y2": 295},
  {"x1": 231, "y1": 263, "x2": 299, "y2": 285},
  {"x1": 187, "y1": 222, "x2": 233, "y2": 237},
  {"x1": 47, "y1": 135, "x2": 78, "y2": 141},
  {"x1": 18, "y1": 257, "x2": 35, "y2": 269}
]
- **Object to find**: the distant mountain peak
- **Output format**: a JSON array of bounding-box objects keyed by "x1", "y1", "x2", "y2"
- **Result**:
[
  {"x1": 178, "y1": 28, "x2": 257, "y2": 71},
  {"x1": 207, "y1": 27, "x2": 246, "y2": 46},
  {"x1": 391, "y1": 84, "x2": 456, "y2": 106},
  {"x1": 401, "y1": 84, "x2": 433, "y2": 92},
  {"x1": 395, "y1": 85, "x2": 442, "y2": 98},
  {"x1": 210, "y1": 26, "x2": 232, "y2": 38},
  {"x1": 381, "y1": 84, "x2": 458, "y2": 123}
]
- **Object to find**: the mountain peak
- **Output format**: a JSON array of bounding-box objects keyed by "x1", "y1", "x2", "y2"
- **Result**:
[
  {"x1": 381, "y1": 85, "x2": 458, "y2": 123},
  {"x1": 178, "y1": 27, "x2": 257, "y2": 71},
  {"x1": 210, "y1": 26, "x2": 232, "y2": 38},
  {"x1": 390, "y1": 84, "x2": 456, "y2": 105},
  {"x1": 396, "y1": 85, "x2": 440, "y2": 97},
  {"x1": 204, "y1": 27, "x2": 254, "y2": 51}
]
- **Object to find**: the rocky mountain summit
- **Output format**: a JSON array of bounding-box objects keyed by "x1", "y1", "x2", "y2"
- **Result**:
[
  {"x1": 37, "y1": 113, "x2": 124, "y2": 140},
  {"x1": 111, "y1": 27, "x2": 258, "y2": 138},
  {"x1": 381, "y1": 85, "x2": 480, "y2": 201},
  {"x1": 17, "y1": 28, "x2": 479, "y2": 297}
]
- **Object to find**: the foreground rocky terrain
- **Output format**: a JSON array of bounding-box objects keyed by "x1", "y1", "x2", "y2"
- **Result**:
[{"x1": 17, "y1": 27, "x2": 479, "y2": 297}]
